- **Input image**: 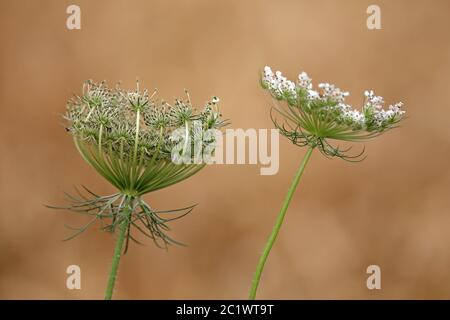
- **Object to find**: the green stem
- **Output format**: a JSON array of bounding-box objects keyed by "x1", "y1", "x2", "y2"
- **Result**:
[
  {"x1": 249, "y1": 146, "x2": 314, "y2": 300},
  {"x1": 104, "y1": 196, "x2": 133, "y2": 300}
]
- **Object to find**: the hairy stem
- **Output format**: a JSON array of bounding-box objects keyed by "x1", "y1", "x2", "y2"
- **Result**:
[
  {"x1": 104, "y1": 196, "x2": 133, "y2": 300},
  {"x1": 249, "y1": 146, "x2": 314, "y2": 300}
]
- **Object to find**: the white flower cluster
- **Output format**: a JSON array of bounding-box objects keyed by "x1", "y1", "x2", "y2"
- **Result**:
[
  {"x1": 261, "y1": 66, "x2": 405, "y2": 132},
  {"x1": 262, "y1": 66, "x2": 297, "y2": 99},
  {"x1": 339, "y1": 106, "x2": 365, "y2": 127},
  {"x1": 363, "y1": 90, "x2": 405, "y2": 130},
  {"x1": 318, "y1": 83, "x2": 349, "y2": 103}
]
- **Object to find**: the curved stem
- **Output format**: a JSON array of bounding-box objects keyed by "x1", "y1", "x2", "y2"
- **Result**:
[
  {"x1": 249, "y1": 146, "x2": 314, "y2": 300},
  {"x1": 104, "y1": 196, "x2": 133, "y2": 300}
]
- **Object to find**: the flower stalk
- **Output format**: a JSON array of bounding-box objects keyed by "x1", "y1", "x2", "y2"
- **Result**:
[
  {"x1": 105, "y1": 196, "x2": 133, "y2": 300},
  {"x1": 249, "y1": 146, "x2": 314, "y2": 299}
]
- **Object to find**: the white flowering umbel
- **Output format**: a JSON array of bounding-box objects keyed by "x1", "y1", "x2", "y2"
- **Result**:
[
  {"x1": 51, "y1": 80, "x2": 227, "y2": 300},
  {"x1": 261, "y1": 66, "x2": 405, "y2": 159},
  {"x1": 249, "y1": 67, "x2": 405, "y2": 300}
]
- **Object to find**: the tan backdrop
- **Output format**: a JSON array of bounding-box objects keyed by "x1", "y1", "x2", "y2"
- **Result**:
[{"x1": 1, "y1": 0, "x2": 450, "y2": 299}]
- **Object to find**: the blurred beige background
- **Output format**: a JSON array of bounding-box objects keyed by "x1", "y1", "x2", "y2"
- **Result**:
[{"x1": 1, "y1": 0, "x2": 450, "y2": 299}]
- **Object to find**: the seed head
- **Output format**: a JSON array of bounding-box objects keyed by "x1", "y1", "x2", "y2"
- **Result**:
[{"x1": 65, "y1": 80, "x2": 226, "y2": 194}]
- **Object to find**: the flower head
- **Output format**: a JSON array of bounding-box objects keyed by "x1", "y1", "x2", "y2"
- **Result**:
[
  {"x1": 65, "y1": 80, "x2": 226, "y2": 194},
  {"x1": 57, "y1": 80, "x2": 227, "y2": 248},
  {"x1": 261, "y1": 66, "x2": 405, "y2": 160}
]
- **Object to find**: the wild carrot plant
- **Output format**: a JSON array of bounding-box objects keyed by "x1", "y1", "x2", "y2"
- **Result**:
[
  {"x1": 249, "y1": 67, "x2": 405, "y2": 299},
  {"x1": 50, "y1": 80, "x2": 226, "y2": 299}
]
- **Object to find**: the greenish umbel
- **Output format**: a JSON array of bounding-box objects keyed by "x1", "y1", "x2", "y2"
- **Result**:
[
  {"x1": 249, "y1": 66, "x2": 406, "y2": 299},
  {"x1": 50, "y1": 80, "x2": 227, "y2": 299}
]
